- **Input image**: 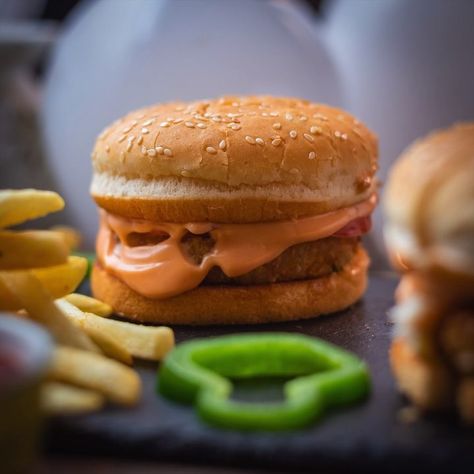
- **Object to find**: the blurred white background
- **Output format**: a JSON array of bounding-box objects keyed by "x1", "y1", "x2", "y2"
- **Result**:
[{"x1": 1, "y1": 0, "x2": 473, "y2": 268}]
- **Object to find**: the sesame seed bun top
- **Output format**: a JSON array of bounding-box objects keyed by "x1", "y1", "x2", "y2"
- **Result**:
[
  {"x1": 384, "y1": 122, "x2": 474, "y2": 276},
  {"x1": 91, "y1": 96, "x2": 378, "y2": 222}
]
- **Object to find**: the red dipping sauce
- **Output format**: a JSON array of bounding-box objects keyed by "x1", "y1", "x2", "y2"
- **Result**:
[{"x1": 0, "y1": 339, "x2": 24, "y2": 391}]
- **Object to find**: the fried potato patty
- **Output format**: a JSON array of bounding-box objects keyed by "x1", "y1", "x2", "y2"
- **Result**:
[{"x1": 180, "y1": 233, "x2": 360, "y2": 286}]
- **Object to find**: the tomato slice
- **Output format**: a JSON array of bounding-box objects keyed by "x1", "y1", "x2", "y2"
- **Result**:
[{"x1": 333, "y1": 216, "x2": 372, "y2": 238}]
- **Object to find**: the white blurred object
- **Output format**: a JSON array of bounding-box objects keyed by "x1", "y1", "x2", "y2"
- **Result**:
[
  {"x1": 324, "y1": 0, "x2": 474, "y2": 257},
  {"x1": 42, "y1": 0, "x2": 342, "y2": 247}
]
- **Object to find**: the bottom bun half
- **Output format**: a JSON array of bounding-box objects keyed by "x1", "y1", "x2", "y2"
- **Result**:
[{"x1": 91, "y1": 246, "x2": 369, "y2": 325}]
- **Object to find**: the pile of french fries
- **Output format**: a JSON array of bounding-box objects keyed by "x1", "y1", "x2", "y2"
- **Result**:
[{"x1": 0, "y1": 189, "x2": 174, "y2": 414}]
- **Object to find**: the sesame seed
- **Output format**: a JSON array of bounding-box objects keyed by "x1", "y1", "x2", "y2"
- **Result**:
[
  {"x1": 334, "y1": 131, "x2": 342, "y2": 138},
  {"x1": 230, "y1": 123, "x2": 241, "y2": 131},
  {"x1": 181, "y1": 170, "x2": 191, "y2": 177},
  {"x1": 261, "y1": 112, "x2": 269, "y2": 117},
  {"x1": 204, "y1": 112, "x2": 212, "y2": 118},
  {"x1": 105, "y1": 145, "x2": 110, "y2": 153},
  {"x1": 248, "y1": 111, "x2": 257, "y2": 116},
  {"x1": 211, "y1": 116, "x2": 222, "y2": 122},
  {"x1": 184, "y1": 121, "x2": 195, "y2": 128},
  {"x1": 175, "y1": 106, "x2": 184, "y2": 111},
  {"x1": 219, "y1": 140, "x2": 226, "y2": 151},
  {"x1": 196, "y1": 123, "x2": 207, "y2": 129},
  {"x1": 272, "y1": 123, "x2": 282, "y2": 130},
  {"x1": 126, "y1": 141, "x2": 133, "y2": 152},
  {"x1": 206, "y1": 146, "x2": 217, "y2": 154},
  {"x1": 255, "y1": 137, "x2": 264, "y2": 145},
  {"x1": 299, "y1": 115, "x2": 308, "y2": 121},
  {"x1": 269, "y1": 111, "x2": 279, "y2": 117},
  {"x1": 118, "y1": 134, "x2": 127, "y2": 143},
  {"x1": 310, "y1": 126, "x2": 322, "y2": 134},
  {"x1": 290, "y1": 168, "x2": 299, "y2": 175},
  {"x1": 122, "y1": 125, "x2": 133, "y2": 133},
  {"x1": 159, "y1": 122, "x2": 170, "y2": 128},
  {"x1": 308, "y1": 151, "x2": 316, "y2": 160},
  {"x1": 341, "y1": 133, "x2": 348, "y2": 140},
  {"x1": 304, "y1": 133, "x2": 314, "y2": 142},
  {"x1": 156, "y1": 146, "x2": 164, "y2": 155},
  {"x1": 285, "y1": 113, "x2": 294, "y2": 121},
  {"x1": 141, "y1": 145, "x2": 147, "y2": 155},
  {"x1": 164, "y1": 148, "x2": 173, "y2": 157},
  {"x1": 245, "y1": 135, "x2": 256, "y2": 144},
  {"x1": 313, "y1": 113, "x2": 328, "y2": 121},
  {"x1": 147, "y1": 148, "x2": 157, "y2": 157},
  {"x1": 137, "y1": 136, "x2": 143, "y2": 145},
  {"x1": 141, "y1": 127, "x2": 150, "y2": 134},
  {"x1": 289, "y1": 130, "x2": 297, "y2": 139},
  {"x1": 271, "y1": 138, "x2": 282, "y2": 147},
  {"x1": 173, "y1": 118, "x2": 183, "y2": 124},
  {"x1": 142, "y1": 119, "x2": 155, "y2": 126}
]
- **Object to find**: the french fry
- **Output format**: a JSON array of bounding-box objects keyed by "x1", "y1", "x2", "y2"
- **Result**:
[
  {"x1": 50, "y1": 225, "x2": 82, "y2": 251},
  {"x1": 0, "y1": 271, "x2": 98, "y2": 352},
  {"x1": 0, "y1": 256, "x2": 87, "y2": 311},
  {"x1": 48, "y1": 346, "x2": 141, "y2": 406},
  {"x1": 85, "y1": 326, "x2": 133, "y2": 365},
  {"x1": 0, "y1": 230, "x2": 69, "y2": 269},
  {"x1": 41, "y1": 382, "x2": 104, "y2": 414},
  {"x1": 0, "y1": 189, "x2": 64, "y2": 229},
  {"x1": 32, "y1": 256, "x2": 87, "y2": 298},
  {"x1": 58, "y1": 300, "x2": 132, "y2": 364},
  {"x1": 56, "y1": 299, "x2": 175, "y2": 361},
  {"x1": 64, "y1": 293, "x2": 112, "y2": 317}
]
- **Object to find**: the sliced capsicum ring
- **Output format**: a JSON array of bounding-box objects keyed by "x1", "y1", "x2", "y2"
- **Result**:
[{"x1": 158, "y1": 333, "x2": 370, "y2": 431}]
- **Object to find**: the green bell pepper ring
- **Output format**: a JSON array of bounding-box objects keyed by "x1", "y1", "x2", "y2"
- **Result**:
[{"x1": 157, "y1": 333, "x2": 370, "y2": 431}]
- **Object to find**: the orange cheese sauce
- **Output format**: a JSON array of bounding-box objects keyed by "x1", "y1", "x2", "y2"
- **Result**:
[{"x1": 97, "y1": 195, "x2": 376, "y2": 299}]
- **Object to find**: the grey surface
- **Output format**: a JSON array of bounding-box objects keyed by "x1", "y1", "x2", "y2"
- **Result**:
[{"x1": 46, "y1": 275, "x2": 474, "y2": 473}]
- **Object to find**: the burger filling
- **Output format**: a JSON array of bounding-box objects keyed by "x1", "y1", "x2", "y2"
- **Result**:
[{"x1": 96, "y1": 194, "x2": 376, "y2": 299}]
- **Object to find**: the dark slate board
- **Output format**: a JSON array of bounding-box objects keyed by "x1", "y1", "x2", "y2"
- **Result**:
[{"x1": 45, "y1": 274, "x2": 474, "y2": 473}]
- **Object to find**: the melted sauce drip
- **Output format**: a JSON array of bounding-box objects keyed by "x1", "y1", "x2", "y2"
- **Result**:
[{"x1": 97, "y1": 194, "x2": 376, "y2": 299}]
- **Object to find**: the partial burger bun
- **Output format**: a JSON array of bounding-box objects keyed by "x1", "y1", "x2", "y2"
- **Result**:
[
  {"x1": 91, "y1": 96, "x2": 377, "y2": 222},
  {"x1": 384, "y1": 122, "x2": 474, "y2": 275},
  {"x1": 91, "y1": 246, "x2": 369, "y2": 325}
]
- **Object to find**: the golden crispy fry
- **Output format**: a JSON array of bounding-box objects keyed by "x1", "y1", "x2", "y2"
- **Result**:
[
  {"x1": 0, "y1": 271, "x2": 98, "y2": 352},
  {"x1": 50, "y1": 225, "x2": 82, "y2": 251},
  {"x1": 0, "y1": 256, "x2": 87, "y2": 311},
  {"x1": 48, "y1": 346, "x2": 141, "y2": 405},
  {"x1": 59, "y1": 299, "x2": 132, "y2": 365},
  {"x1": 64, "y1": 293, "x2": 112, "y2": 317},
  {"x1": 56, "y1": 299, "x2": 174, "y2": 360},
  {"x1": 32, "y1": 256, "x2": 87, "y2": 298},
  {"x1": 85, "y1": 326, "x2": 133, "y2": 365},
  {"x1": 0, "y1": 230, "x2": 69, "y2": 270},
  {"x1": 41, "y1": 382, "x2": 104, "y2": 415},
  {"x1": 0, "y1": 189, "x2": 64, "y2": 229}
]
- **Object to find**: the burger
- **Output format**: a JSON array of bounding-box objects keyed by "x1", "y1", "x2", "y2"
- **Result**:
[
  {"x1": 90, "y1": 96, "x2": 378, "y2": 325},
  {"x1": 384, "y1": 123, "x2": 474, "y2": 423}
]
